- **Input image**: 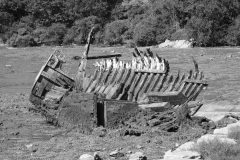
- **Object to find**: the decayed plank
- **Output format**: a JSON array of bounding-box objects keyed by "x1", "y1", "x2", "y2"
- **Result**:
[
  {"x1": 184, "y1": 79, "x2": 207, "y2": 84},
  {"x1": 134, "y1": 69, "x2": 166, "y2": 74},
  {"x1": 173, "y1": 73, "x2": 186, "y2": 91},
  {"x1": 119, "y1": 68, "x2": 132, "y2": 84},
  {"x1": 147, "y1": 73, "x2": 162, "y2": 92},
  {"x1": 94, "y1": 68, "x2": 112, "y2": 93},
  {"x1": 105, "y1": 68, "x2": 119, "y2": 85},
  {"x1": 87, "y1": 53, "x2": 122, "y2": 59},
  {"x1": 128, "y1": 72, "x2": 142, "y2": 101},
  {"x1": 83, "y1": 69, "x2": 99, "y2": 92},
  {"x1": 86, "y1": 69, "x2": 104, "y2": 92},
  {"x1": 165, "y1": 71, "x2": 180, "y2": 92},
  {"x1": 160, "y1": 75, "x2": 173, "y2": 92},
  {"x1": 182, "y1": 71, "x2": 198, "y2": 96},
  {"x1": 137, "y1": 72, "x2": 155, "y2": 101},
  {"x1": 132, "y1": 72, "x2": 149, "y2": 101},
  {"x1": 75, "y1": 27, "x2": 95, "y2": 91},
  {"x1": 106, "y1": 83, "x2": 124, "y2": 99},
  {"x1": 117, "y1": 69, "x2": 137, "y2": 100},
  {"x1": 174, "y1": 70, "x2": 192, "y2": 94},
  {"x1": 186, "y1": 72, "x2": 203, "y2": 98},
  {"x1": 97, "y1": 67, "x2": 113, "y2": 94},
  {"x1": 103, "y1": 68, "x2": 125, "y2": 95},
  {"x1": 153, "y1": 73, "x2": 167, "y2": 92}
]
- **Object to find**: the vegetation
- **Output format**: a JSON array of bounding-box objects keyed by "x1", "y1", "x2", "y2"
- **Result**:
[
  {"x1": 195, "y1": 139, "x2": 240, "y2": 160},
  {"x1": 1, "y1": 0, "x2": 240, "y2": 47}
]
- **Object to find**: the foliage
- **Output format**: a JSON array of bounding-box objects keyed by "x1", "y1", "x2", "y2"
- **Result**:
[
  {"x1": 63, "y1": 16, "x2": 103, "y2": 45},
  {"x1": 1, "y1": 0, "x2": 240, "y2": 47},
  {"x1": 104, "y1": 20, "x2": 129, "y2": 45}
]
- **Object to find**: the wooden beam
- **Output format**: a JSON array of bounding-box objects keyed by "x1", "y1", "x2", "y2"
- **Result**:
[
  {"x1": 88, "y1": 53, "x2": 122, "y2": 59},
  {"x1": 134, "y1": 69, "x2": 166, "y2": 74},
  {"x1": 184, "y1": 79, "x2": 207, "y2": 84}
]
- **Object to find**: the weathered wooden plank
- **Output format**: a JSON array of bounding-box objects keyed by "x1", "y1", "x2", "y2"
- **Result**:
[
  {"x1": 106, "y1": 83, "x2": 124, "y2": 99},
  {"x1": 94, "y1": 68, "x2": 112, "y2": 93},
  {"x1": 134, "y1": 69, "x2": 166, "y2": 74},
  {"x1": 147, "y1": 91, "x2": 188, "y2": 105},
  {"x1": 75, "y1": 27, "x2": 95, "y2": 91},
  {"x1": 184, "y1": 79, "x2": 207, "y2": 84},
  {"x1": 86, "y1": 69, "x2": 104, "y2": 92},
  {"x1": 173, "y1": 73, "x2": 185, "y2": 91},
  {"x1": 119, "y1": 68, "x2": 132, "y2": 84},
  {"x1": 128, "y1": 72, "x2": 142, "y2": 101},
  {"x1": 186, "y1": 72, "x2": 204, "y2": 98},
  {"x1": 103, "y1": 68, "x2": 125, "y2": 95},
  {"x1": 147, "y1": 73, "x2": 162, "y2": 92},
  {"x1": 106, "y1": 68, "x2": 119, "y2": 85},
  {"x1": 165, "y1": 71, "x2": 180, "y2": 92},
  {"x1": 132, "y1": 72, "x2": 149, "y2": 101},
  {"x1": 97, "y1": 67, "x2": 113, "y2": 93},
  {"x1": 153, "y1": 73, "x2": 167, "y2": 92},
  {"x1": 83, "y1": 69, "x2": 99, "y2": 92},
  {"x1": 182, "y1": 71, "x2": 198, "y2": 96},
  {"x1": 137, "y1": 72, "x2": 155, "y2": 101},
  {"x1": 117, "y1": 69, "x2": 137, "y2": 100},
  {"x1": 176, "y1": 70, "x2": 193, "y2": 93},
  {"x1": 159, "y1": 75, "x2": 172, "y2": 92},
  {"x1": 87, "y1": 53, "x2": 122, "y2": 59}
]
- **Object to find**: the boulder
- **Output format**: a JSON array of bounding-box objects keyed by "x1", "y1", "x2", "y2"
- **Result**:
[
  {"x1": 197, "y1": 134, "x2": 236, "y2": 145},
  {"x1": 79, "y1": 154, "x2": 94, "y2": 160},
  {"x1": 164, "y1": 150, "x2": 202, "y2": 160},
  {"x1": 175, "y1": 142, "x2": 196, "y2": 152},
  {"x1": 129, "y1": 152, "x2": 147, "y2": 160}
]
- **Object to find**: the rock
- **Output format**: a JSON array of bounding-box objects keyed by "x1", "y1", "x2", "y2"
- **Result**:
[
  {"x1": 164, "y1": 150, "x2": 203, "y2": 160},
  {"x1": 213, "y1": 127, "x2": 229, "y2": 135},
  {"x1": 79, "y1": 154, "x2": 94, "y2": 160},
  {"x1": 197, "y1": 134, "x2": 236, "y2": 145},
  {"x1": 175, "y1": 142, "x2": 196, "y2": 152},
  {"x1": 94, "y1": 152, "x2": 101, "y2": 160},
  {"x1": 214, "y1": 121, "x2": 240, "y2": 135},
  {"x1": 109, "y1": 150, "x2": 124, "y2": 158},
  {"x1": 129, "y1": 152, "x2": 147, "y2": 160}
]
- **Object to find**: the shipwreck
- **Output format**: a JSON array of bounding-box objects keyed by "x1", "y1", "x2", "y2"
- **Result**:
[{"x1": 29, "y1": 28, "x2": 208, "y2": 133}]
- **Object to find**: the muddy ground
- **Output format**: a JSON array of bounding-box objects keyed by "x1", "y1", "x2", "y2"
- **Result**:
[{"x1": 1, "y1": 46, "x2": 240, "y2": 159}]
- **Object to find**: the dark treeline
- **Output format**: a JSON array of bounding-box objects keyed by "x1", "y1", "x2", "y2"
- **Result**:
[{"x1": 1, "y1": 0, "x2": 240, "y2": 47}]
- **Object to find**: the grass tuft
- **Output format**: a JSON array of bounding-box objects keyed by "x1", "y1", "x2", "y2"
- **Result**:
[
  {"x1": 194, "y1": 138, "x2": 240, "y2": 160},
  {"x1": 228, "y1": 127, "x2": 240, "y2": 141}
]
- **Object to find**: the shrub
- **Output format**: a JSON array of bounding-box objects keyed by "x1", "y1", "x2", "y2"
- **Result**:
[
  {"x1": 225, "y1": 16, "x2": 240, "y2": 46},
  {"x1": 133, "y1": 17, "x2": 158, "y2": 46},
  {"x1": 7, "y1": 21, "x2": 36, "y2": 47},
  {"x1": 104, "y1": 20, "x2": 129, "y2": 45},
  {"x1": 229, "y1": 127, "x2": 240, "y2": 141},
  {"x1": 194, "y1": 138, "x2": 240, "y2": 160},
  {"x1": 40, "y1": 23, "x2": 66, "y2": 46},
  {"x1": 63, "y1": 16, "x2": 102, "y2": 45}
]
